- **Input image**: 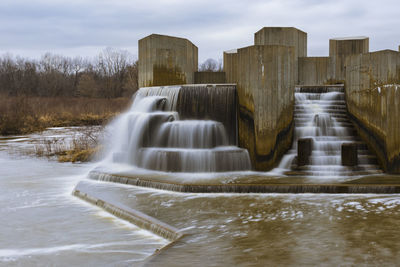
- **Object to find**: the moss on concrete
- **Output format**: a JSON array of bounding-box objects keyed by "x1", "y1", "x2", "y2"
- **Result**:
[{"x1": 152, "y1": 65, "x2": 186, "y2": 86}]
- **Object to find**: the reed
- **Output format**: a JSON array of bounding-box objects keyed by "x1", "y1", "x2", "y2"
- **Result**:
[{"x1": 34, "y1": 127, "x2": 104, "y2": 162}]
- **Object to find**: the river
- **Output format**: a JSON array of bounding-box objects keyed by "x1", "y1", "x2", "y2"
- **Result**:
[
  {"x1": 1, "y1": 128, "x2": 400, "y2": 266},
  {"x1": 0, "y1": 128, "x2": 167, "y2": 266}
]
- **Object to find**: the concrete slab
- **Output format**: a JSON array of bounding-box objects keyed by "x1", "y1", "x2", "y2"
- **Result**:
[{"x1": 88, "y1": 167, "x2": 400, "y2": 194}]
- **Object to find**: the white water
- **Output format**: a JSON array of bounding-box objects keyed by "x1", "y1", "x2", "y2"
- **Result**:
[
  {"x1": 104, "y1": 87, "x2": 251, "y2": 172},
  {"x1": 274, "y1": 87, "x2": 381, "y2": 177}
]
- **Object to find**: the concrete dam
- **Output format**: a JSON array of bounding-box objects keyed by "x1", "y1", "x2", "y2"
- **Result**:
[
  {"x1": 73, "y1": 27, "x2": 400, "y2": 249},
  {"x1": 82, "y1": 27, "x2": 400, "y2": 185}
]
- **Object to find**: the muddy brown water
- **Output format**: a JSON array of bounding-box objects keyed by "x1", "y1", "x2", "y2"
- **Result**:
[
  {"x1": 77, "y1": 180, "x2": 400, "y2": 266},
  {"x1": 2, "y1": 127, "x2": 400, "y2": 266}
]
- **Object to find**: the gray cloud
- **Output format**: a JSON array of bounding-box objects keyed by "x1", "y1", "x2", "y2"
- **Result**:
[{"x1": 0, "y1": 0, "x2": 399, "y2": 62}]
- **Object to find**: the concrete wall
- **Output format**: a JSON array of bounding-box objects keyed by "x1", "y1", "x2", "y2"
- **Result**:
[
  {"x1": 223, "y1": 49, "x2": 238, "y2": 84},
  {"x1": 298, "y1": 57, "x2": 334, "y2": 85},
  {"x1": 236, "y1": 45, "x2": 295, "y2": 170},
  {"x1": 345, "y1": 50, "x2": 400, "y2": 173},
  {"x1": 330, "y1": 37, "x2": 369, "y2": 82},
  {"x1": 194, "y1": 71, "x2": 226, "y2": 84},
  {"x1": 138, "y1": 34, "x2": 198, "y2": 88}
]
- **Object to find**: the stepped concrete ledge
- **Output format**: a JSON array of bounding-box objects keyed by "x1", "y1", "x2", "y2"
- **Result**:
[
  {"x1": 88, "y1": 169, "x2": 400, "y2": 194},
  {"x1": 73, "y1": 182, "x2": 184, "y2": 242}
]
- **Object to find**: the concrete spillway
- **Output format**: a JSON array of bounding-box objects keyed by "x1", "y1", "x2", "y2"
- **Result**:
[
  {"x1": 277, "y1": 85, "x2": 383, "y2": 177},
  {"x1": 107, "y1": 85, "x2": 251, "y2": 173}
]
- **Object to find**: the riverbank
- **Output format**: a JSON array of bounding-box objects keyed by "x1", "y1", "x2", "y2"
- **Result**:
[
  {"x1": 0, "y1": 96, "x2": 131, "y2": 135},
  {"x1": 0, "y1": 96, "x2": 131, "y2": 162},
  {"x1": 34, "y1": 127, "x2": 104, "y2": 163},
  {"x1": 1, "y1": 125, "x2": 106, "y2": 163}
]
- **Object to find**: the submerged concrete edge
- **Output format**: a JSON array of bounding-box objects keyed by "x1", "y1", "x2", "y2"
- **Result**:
[
  {"x1": 72, "y1": 184, "x2": 186, "y2": 265},
  {"x1": 72, "y1": 186, "x2": 184, "y2": 242},
  {"x1": 89, "y1": 171, "x2": 400, "y2": 194}
]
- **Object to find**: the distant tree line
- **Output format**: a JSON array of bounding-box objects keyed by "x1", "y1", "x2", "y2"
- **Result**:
[
  {"x1": 199, "y1": 58, "x2": 223, "y2": 72},
  {"x1": 0, "y1": 47, "x2": 138, "y2": 98}
]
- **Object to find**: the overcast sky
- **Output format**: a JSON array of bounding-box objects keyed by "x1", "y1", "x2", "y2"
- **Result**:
[{"x1": 0, "y1": 0, "x2": 399, "y2": 63}]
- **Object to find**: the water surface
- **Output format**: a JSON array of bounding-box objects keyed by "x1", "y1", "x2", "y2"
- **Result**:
[
  {"x1": 77, "y1": 180, "x2": 400, "y2": 266},
  {"x1": 0, "y1": 130, "x2": 167, "y2": 266},
  {"x1": 2, "y1": 128, "x2": 400, "y2": 266}
]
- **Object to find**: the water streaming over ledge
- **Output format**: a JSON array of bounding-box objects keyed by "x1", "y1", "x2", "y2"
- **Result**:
[
  {"x1": 105, "y1": 86, "x2": 251, "y2": 172},
  {"x1": 274, "y1": 85, "x2": 382, "y2": 177}
]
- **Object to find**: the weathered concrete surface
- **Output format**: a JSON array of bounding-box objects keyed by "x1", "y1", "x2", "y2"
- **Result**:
[
  {"x1": 345, "y1": 50, "x2": 400, "y2": 173},
  {"x1": 194, "y1": 71, "x2": 226, "y2": 84},
  {"x1": 138, "y1": 34, "x2": 198, "y2": 88},
  {"x1": 236, "y1": 45, "x2": 295, "y2": 170},
  {"x1": 342, "y1": 143, "x2": 358, "y2": 166},
  {"x1": 298, "y1": 57, "x2": 334, "y2": 85},
  {"x1": 223, "y1": 49, "x2": 238, "y2": 84},
  {"x1": 254, "y1": 27, "x2": 307, "y2": 58},
  {"x1": 330, "y1": 37, "x2": 369, "y2": 82}
]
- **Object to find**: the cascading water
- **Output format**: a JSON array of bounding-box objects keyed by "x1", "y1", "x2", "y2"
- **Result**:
[
  {"x1": 104, "y1": 86, "x2": 251, "y2": 173},
  {"x1": 276, "y1": 85, "x2": 382, "y2": 177}
]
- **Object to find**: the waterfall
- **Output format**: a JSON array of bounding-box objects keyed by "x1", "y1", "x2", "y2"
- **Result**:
[
  {"x1": 104, "y1": 85, "x2": 251, "y2": 173},
  {"x1": 274, "y1": 85, "x2": 382, "y2": 177},
  {"x1": 177, "y1": 84, "x2": 238, "y2": 145}
]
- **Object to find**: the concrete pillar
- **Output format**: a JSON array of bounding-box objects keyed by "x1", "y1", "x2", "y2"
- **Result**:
[
  {"x1": 329, "y1": 37, "x2": 369, "y2": 82},
  {"x1": 223, "y1": 49, "x2": 238, "y2": 84},
  {"x1": 342, "y1": 143, "x2": 358, "y2": 166},
  {"x1": 254, "y1": 27, "x2": 307, "y2": 57},
  {"x1": 236, "y1": 45, "x2": 296, "y2": 170},
  {"x1": 254, "y1": 27, "x2": 307, "y2": 83},
  {"x1": 298, "y1": 138, "x2": 313, "y2": 166},
  {"x1": 138, "y1": 34, "x2": 198, "y2": 88}
]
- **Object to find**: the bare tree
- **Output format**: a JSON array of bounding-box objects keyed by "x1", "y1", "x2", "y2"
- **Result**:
[
  {"x1": 97, "y1": 47, "x2": 134, "y2": 97},
  {"x1": 0, "y1": 48, "x2": 139, "y2": 98},
  {"x1": 123, "y1": 60, "x2": 139, "y2": 96},
  {"x1": 199, "y1": 58, "x2": 223, "y2": 72}
]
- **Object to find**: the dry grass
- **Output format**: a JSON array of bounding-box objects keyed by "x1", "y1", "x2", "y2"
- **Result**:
[
  {"x1": 0, "y1": 95, "x2": 131, "y2": 135},
  {"x1": 34, "y1": 127, "x2": 103, "y2": 162}
]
